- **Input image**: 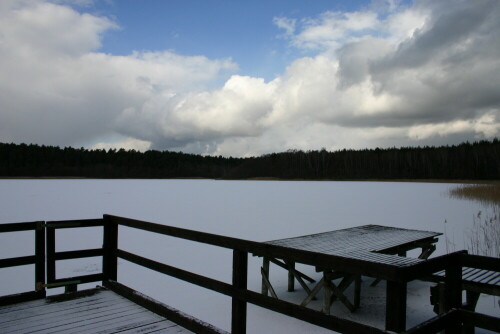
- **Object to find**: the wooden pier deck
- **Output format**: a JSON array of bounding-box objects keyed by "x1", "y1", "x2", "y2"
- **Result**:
[
  {"x1": 1, "y1": 215, "x2": 499, "y2": 334},
  {"x1": 0, "y1": 288, "x2": 193, "y2": 334}
]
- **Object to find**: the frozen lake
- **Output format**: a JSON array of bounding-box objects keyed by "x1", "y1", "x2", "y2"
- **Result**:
[{"x1": 0, "y1": 179, "x2": 498, "y2": 333}]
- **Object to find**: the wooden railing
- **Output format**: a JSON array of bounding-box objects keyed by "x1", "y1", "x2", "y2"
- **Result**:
[
  {"x1": 1, "y1": 215, "x2": 499, "y2": 334},
  {"x1": 0, "y1": 221, "x2": 45, "y2": 304}
]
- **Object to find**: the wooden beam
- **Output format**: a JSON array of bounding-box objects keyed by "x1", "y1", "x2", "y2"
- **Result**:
[
  {"x1": 46, "y1": 226, "x2": 56, "y2": 283},
  {"x1": 261, "y1": 267, "x2": 278, "y2": 299},
  {"x1": 269, "y1": 258, "x2": 316, "y2": 283},
  {"x1": 35, "y1": 222, "x2": 46, "y2": 298},
  {"x1": 300, "y1": 277, "x2": 324, "y2": 307},
  {"x1": 286, "y1": 261, "x2": 295, "y2": 292},
  {"x1": 231, "y1": 250, "x2": 248, "y2": 334},
  {"x1": 385, "y1": 280, "x2": 407, "y2": 332},
  {"x1": 103, "y1": 216, "x2": 118, "y2": 282},
  {"x1": 261, "y1": 257, "x2": 270, "y2": 296}
]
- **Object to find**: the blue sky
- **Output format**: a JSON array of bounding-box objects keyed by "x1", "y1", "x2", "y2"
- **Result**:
[
  {"x1": 0, "y1": 0, "x2": 498, "y2": 156},
  {"x1": 92, "y1": 0, "x2": 372, "y2": 79}
]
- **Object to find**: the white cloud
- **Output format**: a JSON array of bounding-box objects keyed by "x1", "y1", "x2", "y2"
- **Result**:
[
  {"x1": 0, "y1": 0, "x2": 499, "y2": 157},
  {"x1": 92, "y1": 137, "x2": 151, "y2": 152},
  {"x1": 273, "y1": 17, "x2": 296, "y2": 37}
]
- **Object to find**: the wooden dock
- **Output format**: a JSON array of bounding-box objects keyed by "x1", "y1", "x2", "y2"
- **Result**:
[
  {"x1": 0, "y1": 288, "x2": 194, "y2": 334},
  {"x1": 1, "y1": 215, "x2": 499, "y2": 334}
]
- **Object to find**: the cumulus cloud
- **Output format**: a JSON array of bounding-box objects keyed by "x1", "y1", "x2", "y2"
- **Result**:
[{"x1": 0, "y1": 0, "x2": 499, "y2": 157}]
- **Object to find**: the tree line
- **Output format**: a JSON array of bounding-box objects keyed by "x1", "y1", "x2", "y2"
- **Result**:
[{"x1": 0, "y1": 139, "x2": 499, "y2": 180}]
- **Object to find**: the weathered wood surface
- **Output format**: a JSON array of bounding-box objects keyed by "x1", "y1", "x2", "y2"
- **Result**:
[
  {"x1": 0, "y1": 288, "x2": 194, "y2": 334},
  {"x1": 264, "y1": 225, "x2": 441, "y2": 267},
  {"x1": 430, "y1": 267, "x2": 500, "y2": 297}
]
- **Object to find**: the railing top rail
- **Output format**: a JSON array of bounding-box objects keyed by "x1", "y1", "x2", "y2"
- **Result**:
[
  {"x1": 0, "y1": 221, "x2": 42, "y2": 233},
  {"x1": 46, "y1": 218, "x2": 104, "y2": 229},
  {"x1": 462, "y1": 254, "x2": 500, "y2": 272}
]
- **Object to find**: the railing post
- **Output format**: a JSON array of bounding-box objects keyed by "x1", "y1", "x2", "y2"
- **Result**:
[
  {"x1": 35, "y1": 221, "x2": 46, "y2": 298},
  {"x1": 385, "y1": 280, "x2": 407, "y2": 332},
  {"x1": 103, "y1": 215, "x2": 118, "y2": 282},
  {"x1": 231, "y1": 250, "x2": 248, "y2": 334},
  {"x1": 46, "y1": 224, "x2": 56, "y2": 284},
  {"x1": 443, "y1": 253, "x2": 462, "y2": 334}
]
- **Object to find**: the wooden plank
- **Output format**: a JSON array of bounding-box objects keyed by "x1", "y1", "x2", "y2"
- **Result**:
[
  {"x1": 286, "y1": 261, "x2": 295, "y2": 292},
  {"x1": 385, "y1": 280, "x2": 407, "y2": 332},
  {"x1": 0, "y1": 288, "x2": 194, "y2": 334},
  {"x1": 462, "y1": 254, "x2": 500, "y2": 272},
  {"x1": 42, "y1": 309, "x2": 156, "y2": 334},
  {"x1": 103, "y1": 216, "x2": 118, "y2": 282},
  {"x1": 0, "y1": 255, "x2": 36, "y2": 268},
  {"x1": 2, "y1": 304, "x2": 146, "y2": 333},
  {"x1": 0, "y1": 221, "x2": 39, "y2": 233},
  {"x1": 104, "y1": 281, "x2": 228, "y2": 334},
  {"x1": 403, "y1": 309, "x2": 458, "y2": 334},
  {"x1": 52, "y1": 248, "x2": 104, "y2": 261},
  {"x1": 231, "y1": 250, "x2": 248, "y2": 334},
  {"x1": 300, "y1": 277, "x2": 324, "y2": 307},
  {"x1": 113, "y1": 320, "x2": 183, "y2": 334},
  {"x1": 0, "y1": 294, "x2": 130, "y2": 326},
  {"x1": 0, "y1": 289, "x2": 120, "y2": 316},
  {"x1": 35, "y1": 222, "x2": 46, "y2": 299},
  {"x1": 261, "y1": 257, "x2": 270, "y2": 296},
  {"x1": 46, "y1": 226, "x2": 56, "y2": 283},
  {"x1": 65, "y1": 316, "x2": 167, "y2": 334},
  {"x1": 269, "y1": 258, "x2": 315, "y2": 283},
  {"x1": 48, "y1": 273, "x2": 104, "y2": 286},
  {"x1": 459, "y1": 309, "x2": 500, "y2": 333},
  {"x1": 45, "y1": 219, "x2": 104, "y2": 229},
  {"x1": 260, "y1": 267, "x2": 278, "y2": 299}
]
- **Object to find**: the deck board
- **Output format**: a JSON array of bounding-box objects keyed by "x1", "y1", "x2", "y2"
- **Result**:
[{"x1": 0, "y1": 289, "x2": 193, "y2": 334}]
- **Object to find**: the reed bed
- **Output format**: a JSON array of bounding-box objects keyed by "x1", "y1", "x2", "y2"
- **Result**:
[{"x1": 448, "y1": 184, "x2": 500, "y2": 258}]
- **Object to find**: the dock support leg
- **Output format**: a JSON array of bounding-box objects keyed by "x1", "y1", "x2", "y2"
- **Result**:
[
  {"x1": 354, "y1": 276, "x2": 361, "y2": 309},
  {"x1": 323, "y1": 272, "x2": 331, "y2": 315},
  {"x1": 385, "y1": 280, "x2": 407, "y2": 332},
  {"x1": 261, "y1": 257, "x2": 270, "y2": 296},
  {"x1": 287, "y1": 261, "x2": 295, "y2": 292}
]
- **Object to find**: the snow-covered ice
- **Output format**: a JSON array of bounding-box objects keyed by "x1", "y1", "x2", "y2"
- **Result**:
[{"x1": 0, "y1": 179, "x2": 498, "y2": 333}]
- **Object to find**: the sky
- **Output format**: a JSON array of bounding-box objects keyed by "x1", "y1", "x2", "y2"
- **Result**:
[{"x1": 0, "y1": 0, "x2": 499, "y2": 157}]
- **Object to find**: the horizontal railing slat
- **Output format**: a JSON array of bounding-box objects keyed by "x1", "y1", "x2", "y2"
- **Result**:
[
  {"x1": 53, "y1": 248, "x2": 104, "y2": 260},
  {"x1": 0, "y1": 255, "x2": 36, "y2": 268},
  {"x1": 47, "y1": 273, "x2": 103, "y2": 286},
  {"x1": 402, "y1": 310, "x2": 458, "y2": 334},
  {"x1": 461, "y1": 254, "x2": 500, "y2": 272},
  {"x1": 118, "y1": 249, "x2": 233, "y2": 296},
  {"x1": 459, "y1": 309, "x2": 500, "y2": 332}
]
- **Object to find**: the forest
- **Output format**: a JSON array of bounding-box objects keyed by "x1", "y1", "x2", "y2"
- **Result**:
[{"x1": 0, "y1": 139, "x2": 499, "y2": 180}]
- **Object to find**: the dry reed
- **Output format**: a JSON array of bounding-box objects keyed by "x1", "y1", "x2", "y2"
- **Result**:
[{"x1": 448, "y1": 184, "x2": 500, "y2": 258}]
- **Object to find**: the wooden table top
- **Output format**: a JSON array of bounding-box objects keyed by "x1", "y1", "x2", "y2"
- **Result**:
[{"x1": 264, "y1": 225, "x2": 442, "y2": 267}]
